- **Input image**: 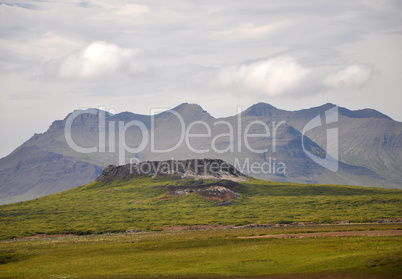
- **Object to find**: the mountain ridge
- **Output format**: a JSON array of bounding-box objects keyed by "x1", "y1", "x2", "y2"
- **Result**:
[
  {"x1": 243, "y1": 102, "x2": 393, "y2": 121},
  {"x1": 0, "y1": 102, "x2": 401, "y2": 205}
]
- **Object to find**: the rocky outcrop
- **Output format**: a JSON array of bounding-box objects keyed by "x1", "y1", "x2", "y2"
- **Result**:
[
  {"x1": 160, "y1": 178, "x2": 243, "y2": 205},
  {"x1": 197, "y1": 186, "x2": 241, "y2": 201},
  {"x1": 97, "y1": 159, "x2": 246, "y2": 206},
  {"x1": 97, "y1": 159, "x2": 249, "y2": 183}
]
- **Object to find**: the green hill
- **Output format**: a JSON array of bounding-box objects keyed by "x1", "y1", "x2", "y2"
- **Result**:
[{"x1": 1, "y1": 174, "x2": 401, "y2": 240}]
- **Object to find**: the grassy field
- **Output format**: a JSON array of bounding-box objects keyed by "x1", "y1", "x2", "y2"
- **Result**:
[
  {"x1": 0, "y1": 224, "x2": 401, "y2": 278},
  {"x1": 1, "y1": 177, "x2": 401, "y2": 278},
  {"x1": 0, "y1": 176, "x2": 401, "y2": 239}
]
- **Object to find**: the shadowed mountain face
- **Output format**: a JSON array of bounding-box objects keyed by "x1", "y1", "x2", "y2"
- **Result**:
[
  {"x1": 241, "y1": 103, "x2": 401, "y2": 186},
  {"x1": 0, "y1": 102, "x2": 401, "y2": 204}
]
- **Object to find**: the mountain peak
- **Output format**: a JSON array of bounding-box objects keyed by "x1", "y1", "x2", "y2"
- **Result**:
[
  {"x1": 242, "y1": 102, "x2": 279, "y2": 117},
  {"x1": 338, "y1": 107, "x2": 392, "y2": 120},
  {"x1": 172, "y1": 103, "x2": 206, "y2": 113},
  {"x1": 304, "y1": 103, "x2": 392, "y2": 120},
  {"x1": 167, "y1": 103, "x2": 213, "y2": 120},
  {"x1": 62, "y1": 108, "x2": 107, "y2": 120}
]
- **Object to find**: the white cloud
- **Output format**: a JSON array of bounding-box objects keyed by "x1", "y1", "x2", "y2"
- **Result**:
[
  {"x1": 114, "y1": 4, "x2": 150, "y2": 16},
  {"x1": 1, "y1": 0, "x2": 402, "y2": 158},
  {"x1": 31, "y1": 32, "x2": 82, "y2": 59},
  {"x1": 58, "y1": 41, "x2": 136, "y2": 78},
  {"x1": 218, "y1": 56, "x2": 311, "y2": 96},
  {"x1": 323, "y1": 64, "x2": 373, "y2": 88},
  {"x1": 89, "y1": 3, "x2": 150, "y2": 23},
  {"x1": 218, "y1": 21, "x2": 289, "y2": 39}
]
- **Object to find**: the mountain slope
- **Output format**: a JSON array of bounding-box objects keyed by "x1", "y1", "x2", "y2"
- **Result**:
[
  {"x1": 242, "y1": 102, "x2": 402, "y2": 186},
  {"x1": 0, "y1": 141, "x2": 102, "y2": 204},
  {"x1": 0, "y1": 102, "x2": 401, "y2": 204}
]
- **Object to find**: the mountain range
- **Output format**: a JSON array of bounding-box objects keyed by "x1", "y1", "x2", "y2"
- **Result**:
[{"x1": 0, "y1": 102, "x2": 401, "y2": 204}]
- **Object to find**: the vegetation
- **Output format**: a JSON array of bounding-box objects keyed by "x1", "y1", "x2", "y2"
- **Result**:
[
  {"x1": 0, "y1": 176, "x2": 401, "y2": 240},
  {"x1": 1, "y1": 177, "x2": 401, "y2": 277},
  {"x1": 0, "y1": 225, "x2": 401, "y2": 278}
]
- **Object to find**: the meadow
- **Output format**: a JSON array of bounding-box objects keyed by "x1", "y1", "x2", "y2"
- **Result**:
[
  {"x1": 0, "y1": 177, "x2": 401, "y2": 239},
  {"x1": 0, "y1": 224, "x2": 401, "y2": 278},
  {"x1": 1, "y1": 176, "x2": 401, "y2": 278}
]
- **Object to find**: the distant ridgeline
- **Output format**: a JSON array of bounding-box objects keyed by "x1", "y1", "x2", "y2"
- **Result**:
[
  {"x1": 2, "y1": 102, "x2": 401, "y2": 205},
  {"x1": 97, "y1": 159, "x2": 249, "y2": 183}
]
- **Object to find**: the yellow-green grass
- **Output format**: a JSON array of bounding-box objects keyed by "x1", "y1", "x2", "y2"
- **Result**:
[
  {"x1": 1, "y1": 177, "x2": 401, "y2": 240},
  {"x1": 0, "y1": 225, "x2": 401, "y2": 278}
]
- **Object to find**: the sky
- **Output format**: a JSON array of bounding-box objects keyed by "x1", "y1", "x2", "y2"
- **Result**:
[{"x1": 1, "y1": 0, "x2": 402, "y2": 158}]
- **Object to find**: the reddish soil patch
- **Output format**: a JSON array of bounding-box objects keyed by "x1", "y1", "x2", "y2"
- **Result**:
[
  {"x1": 227, "y1": 274, "x2": 401, "y2": 279},
  {"x1": 161, "y1": 225, "x2": 189, "y2": 231},
  {"x1": 161, "y1": 224, "x2": 235, "y2": 231},
  {"x1": 238, "y1": 230, "x2": 402, "y2": 239}
]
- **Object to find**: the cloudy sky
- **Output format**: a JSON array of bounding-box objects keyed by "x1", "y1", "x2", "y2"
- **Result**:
[{"x1": 1, "y1": 0, "x2": 402, "y2": 158}]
